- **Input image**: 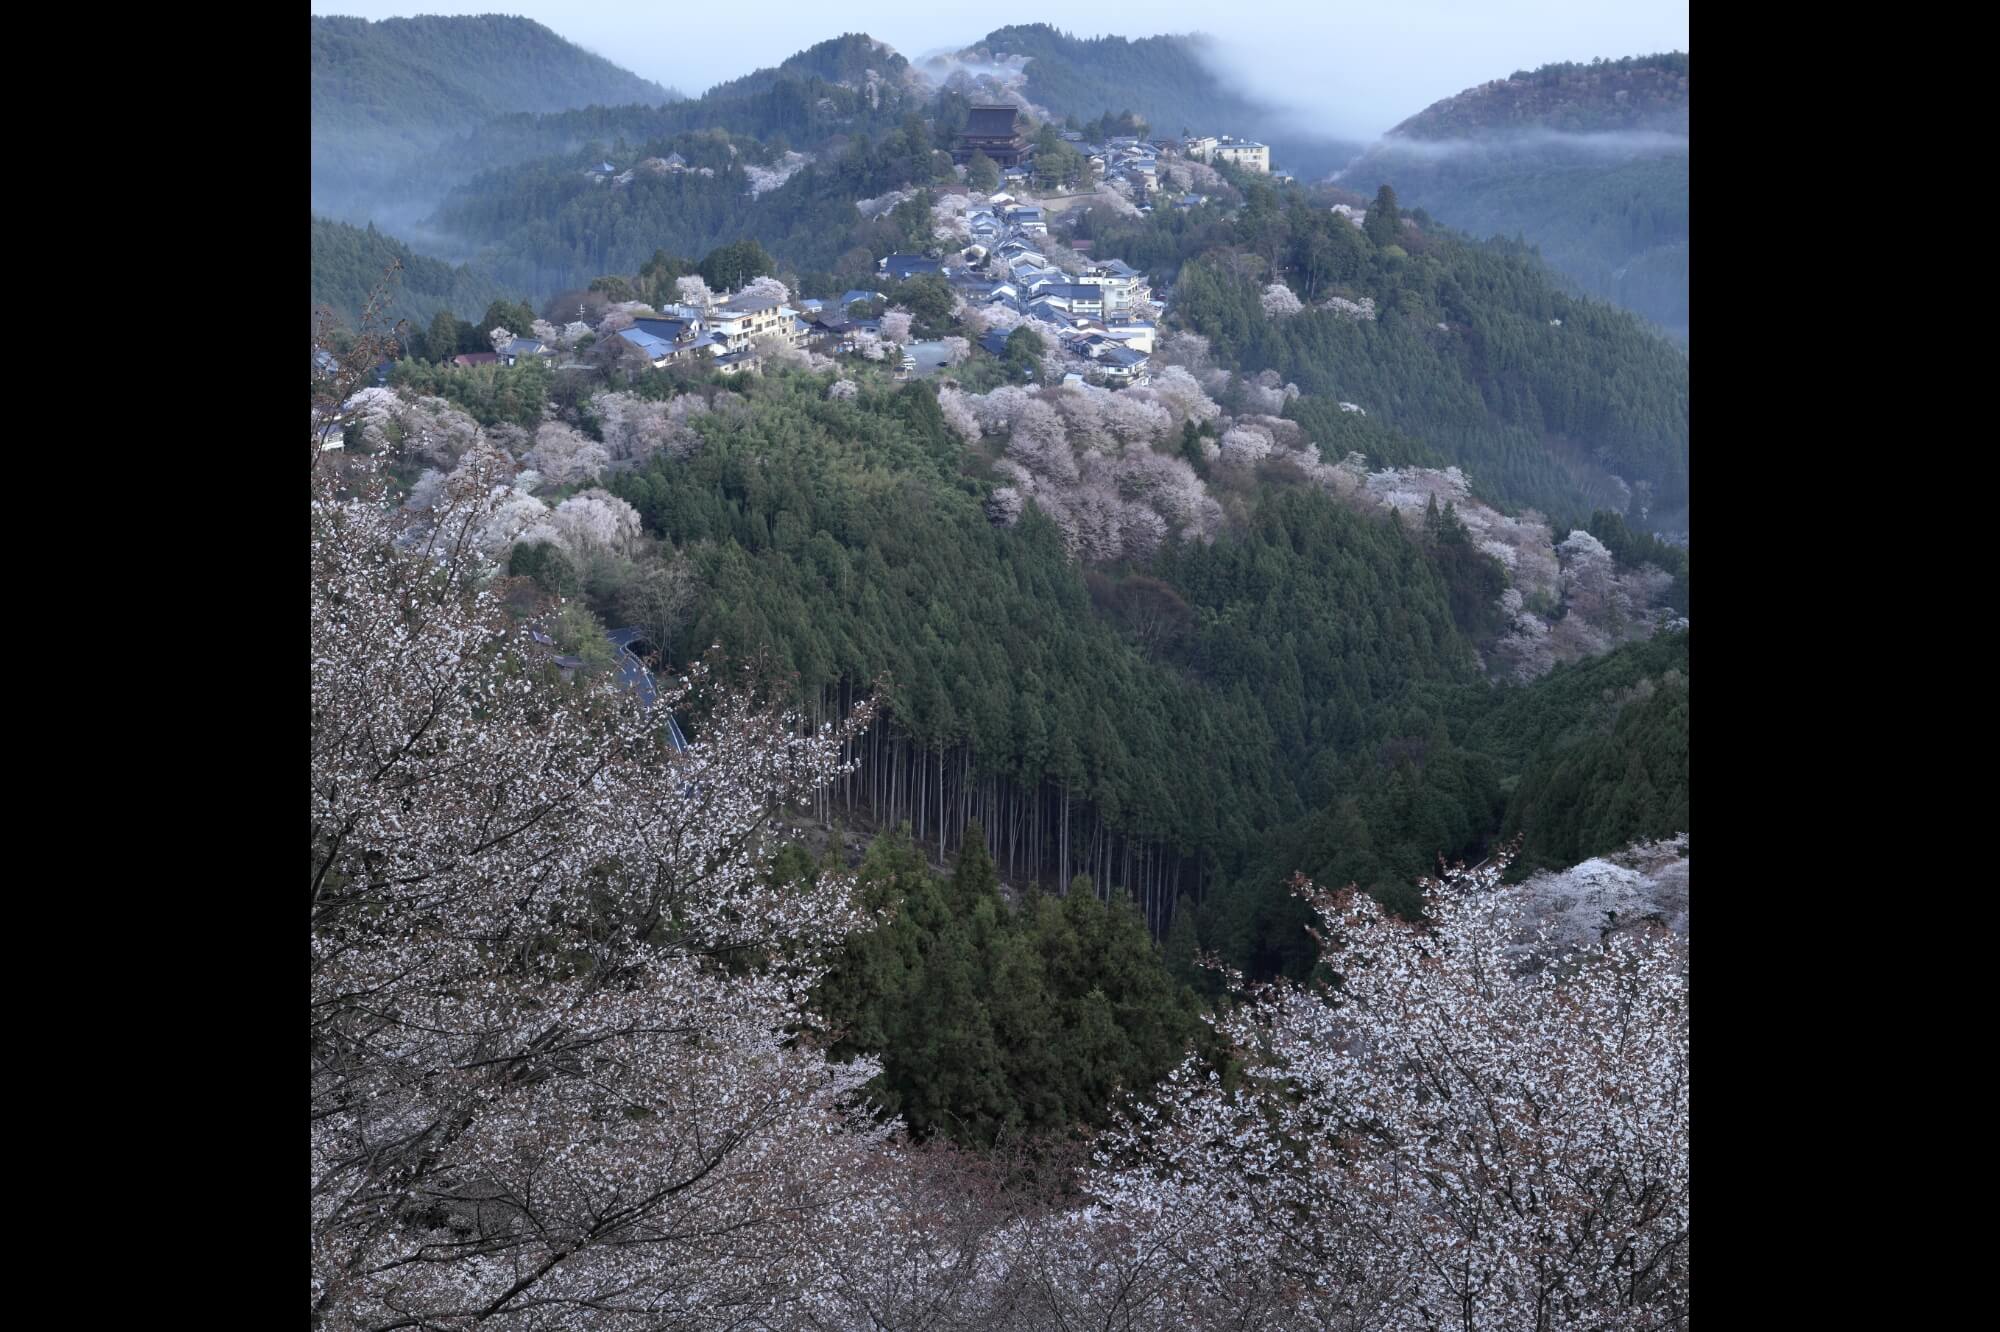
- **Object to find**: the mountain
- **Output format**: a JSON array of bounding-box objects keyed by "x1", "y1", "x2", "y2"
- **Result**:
[
  {"x1": 1389, "y1": 53, "x2": 1688, "y2": 139},
  {"x1": 312, "y1": 14, "x2": 680, "y2": 226},
  {"x1": 936, "y1": 25, "x2": 1363, "y2": 181},
  {"x1": 310, "y1": 216, "x2": 517, "y2": 331},
  {"x1": 699, "y1": 31, "x2": 915, "y2": 101},
  {"x1": 1339, "y1": 54, "x2": 1688, "y2": 338}
]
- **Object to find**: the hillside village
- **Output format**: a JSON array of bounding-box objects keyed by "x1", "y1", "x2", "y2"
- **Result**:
[{"x1": 461, "y1": 109, "x2": 1290, "y2": 393}]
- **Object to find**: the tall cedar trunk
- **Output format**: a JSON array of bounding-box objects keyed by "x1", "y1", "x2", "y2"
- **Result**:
[
  {"x1": 792, "y1": 684, "x2": 1208, "y2": 938},
  {"x1": 1059, "y1": 785, "x2": 1068, "y2": 893}
]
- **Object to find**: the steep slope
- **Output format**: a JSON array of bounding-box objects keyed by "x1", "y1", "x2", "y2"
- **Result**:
[
  {"x1": 1340, "y1": 54, "x2": 1688, "y2": 337},
  {"x1": 312, "y1": 14, "x2": 679, "y2": 224},
  {"x1": 310, "y1": 216, "x2": 515, "y2": 330}
]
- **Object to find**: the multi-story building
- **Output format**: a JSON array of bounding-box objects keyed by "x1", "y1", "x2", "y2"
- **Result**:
[
  {"x1": 706, "y1": 293, "x2": 808, "y2": 356},
  {"x1": 1077, "y1": 259, "x2": 1151, "y2": 319},
  {"x1": 1187, "y1": 135, "x2": 1271, "y2": 173},
  {"x1": 954, "y1": 105, "x2": 1031, "y2": 168}
]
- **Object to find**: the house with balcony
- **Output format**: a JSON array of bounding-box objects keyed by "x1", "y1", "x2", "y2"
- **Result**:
[{"x1": 706, "y1": 292, "x2": 808, "y2": 355}]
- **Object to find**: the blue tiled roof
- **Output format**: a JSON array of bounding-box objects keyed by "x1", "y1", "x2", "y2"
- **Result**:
[
  {"x1": 882, "y1": 255, "x2": 944, "y2": 280},
  {"x1": 614, "y1": 328, "x2": 673, "y2": 355},
  {"x1": 630, "y1": 317, "x2": 693, "y2": 341}
]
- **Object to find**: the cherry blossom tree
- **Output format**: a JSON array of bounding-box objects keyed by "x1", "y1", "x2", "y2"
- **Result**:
[
  {"x1": 1102, "y1": 393, "x2": 1173, "y2": 446},
  {"x1": 966, "y1": 384, "x2": 1032, "y2": 436},
  {"x1": 983, "y1": 478, "x2": 1028, "y2": 523},
  {"x1": 549, "y1": 488, "x2": 644, "y2": 560},
  {"x1": 1088, "y1": 850, "x2": 1689, "y2": 1330},
  {"x1": 743, "y1": 154, "x2": 807, "y2": 197},
  {"x1": 755, "y1": 333, "x2": 833, "y2": 372},
  {"x1": 1134, "y1": 365, "x2": 1221, "y2": 429},
  {"x1": 879, "y1": 310, "x2": 915, "y2": 345},
  {"x1": 826, "y1": 378, "x2": 860, "y2": 401},
  {"x1": 1513, "y1": 834, "x2": 1689, "y2": 954},
  {"x1": 739, "y1": 275, "x2": 791, "y2": 306},
  {"x1": 1324, "y1": 295, "x2": 1379, "y2": 321},
  {"x1": 1260, "y1": 283, "x2": 1304, "y2": 318},
  {"x1": 674, "y1": 275, "x2": 715, "y2": 311},
  {"x1": 348, "y1": 389, "x2": 486, "y2": 468},
  {"x1": 592, "y1": 392, "x2": 705, "y2": 465},
  {"x1": 1154, "y1": 331, "x2": 1211, "y2": 374},
  {"x1": 1097, "y1": 178, "x2": 1143, "y2": 218},
  {"x1": 312, "y1": 453, "x2": 892, "y2": 1331},
  {"x1": 522, "y1": 422, "x2": 609, "y2": 488},
  {"x1": 1054, "y1": 384, "x2": 1110, "y2": 450},
  {"x1": 1217, "y1": 424, "x2": 1275, "y2": 467},
  {"x1": 487, "y1": 325, "x2": 516, "y2": 354},
  {"x1": 937, "y1": 385, "x2": 981, "y2": 442},
  {"x1": 1007, "y1": 401, "x2": 1079, "y2": 485}
]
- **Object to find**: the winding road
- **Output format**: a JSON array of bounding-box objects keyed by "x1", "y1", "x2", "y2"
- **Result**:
[{"x1": 606, "y1": 627, "x2": 689, "y2": 752}]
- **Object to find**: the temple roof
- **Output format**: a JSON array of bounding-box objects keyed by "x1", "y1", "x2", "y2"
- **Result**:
[{"x1": 965, "y1": 105, "x2": 1021, "y2": 138}]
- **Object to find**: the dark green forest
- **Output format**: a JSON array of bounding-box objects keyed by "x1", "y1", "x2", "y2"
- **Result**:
[
  {"x1": 556, "y1": 373, "x2": 1690, "y2": 983},
  {"x1": 311, "y1": 216, "x2": 517, "y2": 328},
  {"x1": 809, "y1": 826, "x2": 1207, "y2": 1145}
]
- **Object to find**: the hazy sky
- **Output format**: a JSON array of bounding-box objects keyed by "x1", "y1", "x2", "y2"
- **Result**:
[{"x1": 310, "y1": 2, "x2": 1688, "y2": 141}]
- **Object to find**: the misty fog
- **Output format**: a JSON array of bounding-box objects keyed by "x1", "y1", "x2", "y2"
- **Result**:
[
  {"x1": 310, "y1": 1, "x2": 1688, "y2": 145},
  {"x1": 1339, "y1": 129, "x2": 1690, "y2": 174}
]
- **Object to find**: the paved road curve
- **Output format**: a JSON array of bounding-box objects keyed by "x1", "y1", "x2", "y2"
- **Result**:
[{"x1": 606, "y1": 627, "x2": 689, "y2": 752}]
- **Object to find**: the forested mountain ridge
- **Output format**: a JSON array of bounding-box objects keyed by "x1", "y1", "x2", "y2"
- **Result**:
[
  {"x1": 1389, "y1": 52, "x2": 1688, "y2": 138},
  {"x1": 311, "y1": 14, "x2": 677, "y2": 135},
  {"x1": 699, "y1": 32, "x2": 916, "y2": 100},
  {"x1": 1340, "y1": 54, "x2": 1689, "y2": 337},
  {"x1": 967, "y1": 25, "x2": 1262, "y2": 135},
  {"x1": 313, "y1": 13, "x2": 681, "y2": 226}
]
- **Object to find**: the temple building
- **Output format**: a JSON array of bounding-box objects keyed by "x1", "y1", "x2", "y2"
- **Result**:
[{"x1": 954, "y1": 105, "x2": 1030, "y2": 168}]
